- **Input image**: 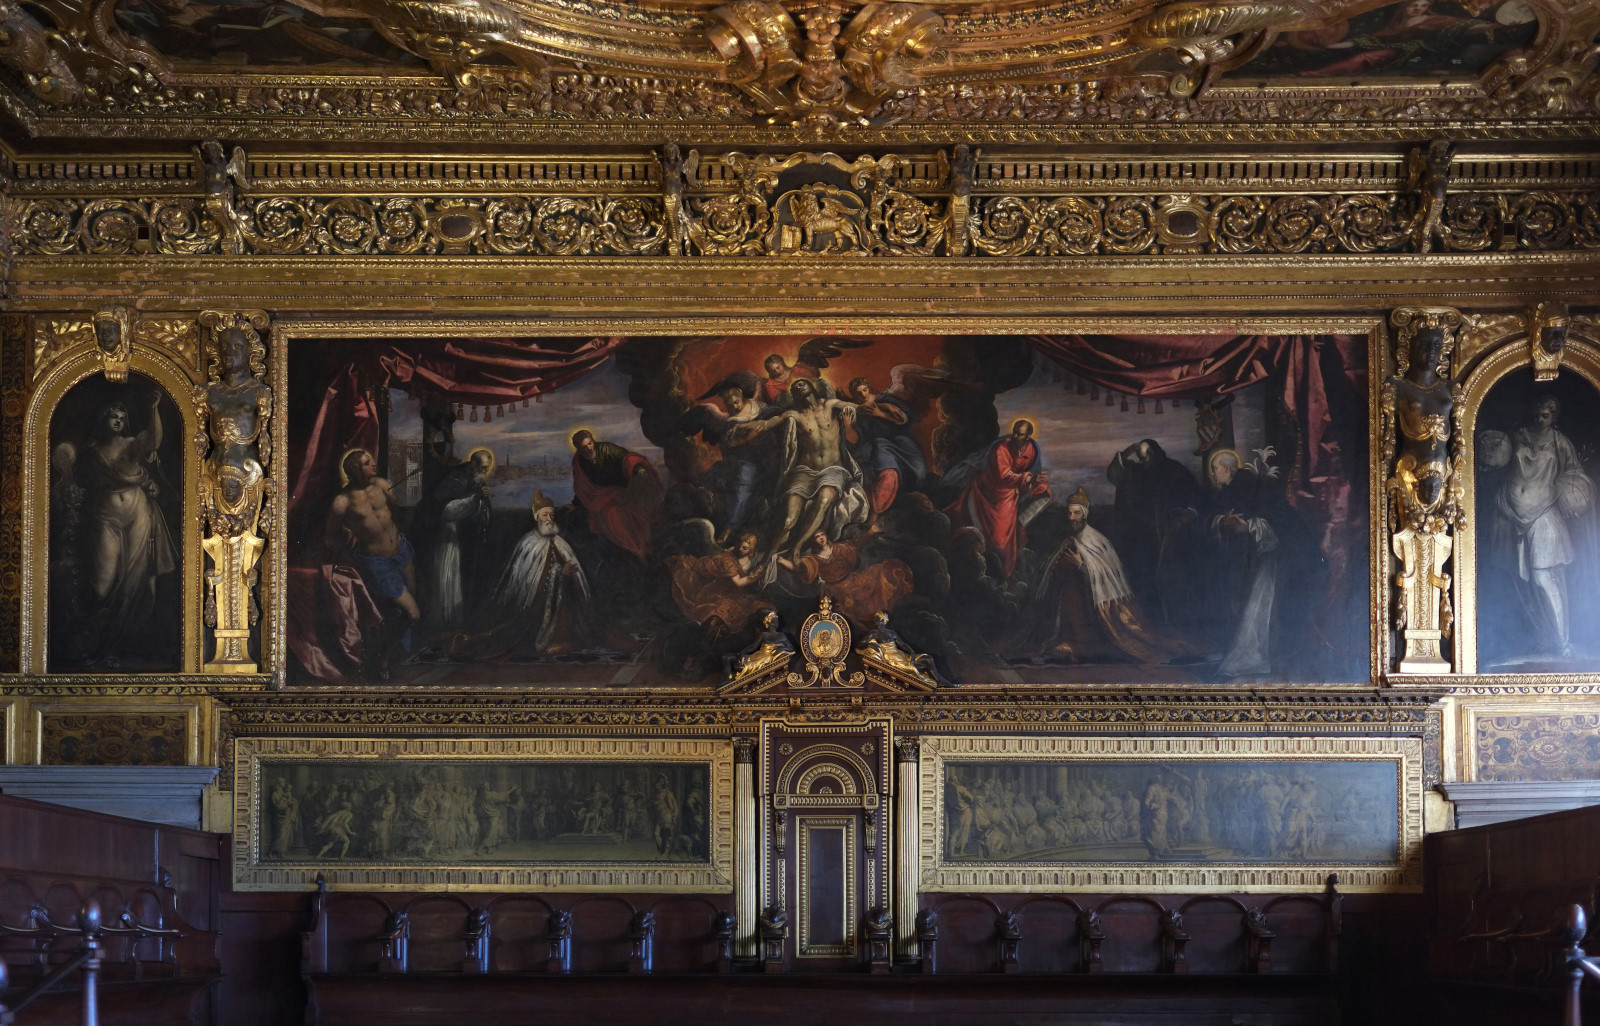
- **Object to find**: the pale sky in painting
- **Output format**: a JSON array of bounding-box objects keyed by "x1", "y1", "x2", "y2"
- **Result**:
[
  {"x1": 995, "y1": 365, "x2": 1265, "y2": 506},
  {"x1": 387, "y1": 361, "x2": 663, "y2": 508}
]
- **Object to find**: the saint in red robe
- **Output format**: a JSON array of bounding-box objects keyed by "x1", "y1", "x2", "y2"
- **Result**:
[
  {"x1": 946, "y1": 437, "x2": 1049, "y2": 578},
  {"x1": 572, "y1": 442, "x2": 663, "y2": 563}
]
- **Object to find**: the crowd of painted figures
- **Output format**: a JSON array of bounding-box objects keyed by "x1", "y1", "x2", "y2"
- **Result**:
[
  {"x1": 309, "y1": 338, "x2": 1357, "y2": 685},
  {"x1": 945, "y1": 765, "x2": 1383, "y2": 863},
  {"x1": 264, "y1": 766, "x2": 709, "y2": 862}
]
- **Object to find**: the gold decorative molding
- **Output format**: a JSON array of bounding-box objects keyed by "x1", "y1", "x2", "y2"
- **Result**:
[
  {"x1": 194, "y1": 310, "x2": 274, "y2": 675},
  {"x1": 6, "y1": 147, "x2": 1599, "y2": 262},
  {"x1": 30, "y1": 317, "x2": 93, "y2": 380},
  {"x1": 0, "y1": 0, "x2": 1595, "y2": 140},
  {"x1": 133, "y1": 318, "x2": 201, "y2": 375},
  {"x1": 0, "y1": 0, "x2": 176, "y2": 108},
  {"x1": 1384, "y1": 306, "x2": 1465, "y2": 674}
]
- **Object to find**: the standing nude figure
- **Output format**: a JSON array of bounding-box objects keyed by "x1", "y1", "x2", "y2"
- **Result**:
[{"x1": 325, "y1": 448, "x2": 418, "y2": 678}]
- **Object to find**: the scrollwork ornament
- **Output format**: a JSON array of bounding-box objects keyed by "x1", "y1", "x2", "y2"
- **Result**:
[
  {"x1": 193, "y1": 310, "x2": 273, "y2": 674},
  {"x1": 1385, "y1": 306, "x2": 1465, "y2": 674},
  {"x1": 1326, "y1": 194, "x2": 1410, "y2": 254},
  {"x1": 1438, "y1": 194, "x2": 1501, "y2": 252}
]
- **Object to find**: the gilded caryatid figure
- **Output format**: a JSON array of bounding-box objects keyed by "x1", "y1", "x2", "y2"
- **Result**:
[
  {"x1": 1384, "y1": 306, "x2": 1464, "y2": 674},
  {"x1": 193, "y1": 310, "x2": 273, "y2": 673}
]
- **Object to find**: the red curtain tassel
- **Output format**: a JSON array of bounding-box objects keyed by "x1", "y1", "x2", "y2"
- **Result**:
[
  {"x1": 1120, "y1": 396, "x2": 1129, "y2": 412},
  {"x1": 1154, "y1": 399, "x2": 1164, "y2": 414},
  {"x1": 1105, "y1": 392, "x2": 1115, "y2": 407},
  {"x1": 496, "y1": 405, "x2": 505, "y2": 417},
  {"x1": 522, "y1": 398, "x2": 530, "y2": 408},
  {"x1": 470, "y1": 406, "x2": 479, "y2": 422},
  {"x1": 455, "y1": 404, "x2": 464, "y2": 418},
  {"x1": 1089, "y1": 384, "x2": 1099, "y2": 400},
  {"x1": 1136, "y1": 397, "x2": 1145, "y2": 414}
]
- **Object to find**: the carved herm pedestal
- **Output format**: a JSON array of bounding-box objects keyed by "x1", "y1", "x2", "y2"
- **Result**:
[
  {"x1": 193, "y1": 310, "x2": 273, "y2": 673},
  {"x1": 1385, "y1": 307, "x2": 1464, "y2": 673}
]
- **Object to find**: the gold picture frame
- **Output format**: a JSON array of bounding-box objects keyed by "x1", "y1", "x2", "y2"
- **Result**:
[
  {"x1": 918, "y1": 735, "x2": 1423, "y2": 893},
  {"x1": 233, "y1": 736, "x2": 735, "y2": 892}
]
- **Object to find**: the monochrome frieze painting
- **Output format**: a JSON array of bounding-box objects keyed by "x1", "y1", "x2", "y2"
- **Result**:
[
  {"x1": 284, "y1": 332, "x2": 1370, "y2": 687},
  {"x1": 257, "y1": 759, "x2": 712, "y2": 865},
  {"x1": 942, "y1": 759, "x2": 1400, "y2": 867}
]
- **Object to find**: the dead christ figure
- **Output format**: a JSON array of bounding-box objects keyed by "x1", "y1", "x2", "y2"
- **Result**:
[{"x1": 729, "y1": 377, "x2": 870, "y2": 560}]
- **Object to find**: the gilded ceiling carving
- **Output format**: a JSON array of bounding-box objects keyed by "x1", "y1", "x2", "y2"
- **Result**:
[{"x1": 0, "y1": 0, "x2": 1594, "y2": 134}]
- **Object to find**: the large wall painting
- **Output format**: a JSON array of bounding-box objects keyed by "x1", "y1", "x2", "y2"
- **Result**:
[
  {"x1": 919, "y1": 736, "x2": 1423, "y2": 892},
  {"x1": 48, "y1": 374, "x2": 184, "y2": 673},
  {"x1": 1248, "y1": 1, "x2": 1539, "y2": 79},
  {"x1": 282, "y1": 332, "x2": 1370, "y2": 687},
  {"x1": 1471, "y1": 368, "x2": 1600, "y2": 673},
  {"x1": 233, "y1": 737, "x2": 734, "y2": 891}
]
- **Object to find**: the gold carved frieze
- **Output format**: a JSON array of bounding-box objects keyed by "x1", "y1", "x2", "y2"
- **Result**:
[{"x1": 7, "y1": 147, "x2": 1600, "y2": 262}]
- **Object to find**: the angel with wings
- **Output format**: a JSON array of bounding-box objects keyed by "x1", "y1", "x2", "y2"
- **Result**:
[
  {"x1": 756, "y1": 337, "x2": 873, "y2": 406},
  {"x1": 51, "y1": 392, "x2": 178, "y2": 666},
  {"x1": 843, "y1": 365, "x2": 981, "y2": 513},
  {"x1": 678, "y1": 368, "x2": 773, "y2": 543}
]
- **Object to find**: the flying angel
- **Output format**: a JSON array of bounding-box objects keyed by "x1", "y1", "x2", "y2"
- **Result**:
[{"x1": 756, "y1": 337, "x2": 874, "y2": 406}]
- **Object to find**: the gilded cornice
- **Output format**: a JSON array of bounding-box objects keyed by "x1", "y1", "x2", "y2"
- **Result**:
[{"x1": 0, "y1": 0, "x2": 1594, "y2": 141}]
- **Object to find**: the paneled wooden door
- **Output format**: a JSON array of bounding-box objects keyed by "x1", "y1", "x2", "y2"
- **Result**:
[{"x1": 760, "y1": 718, "x2": 893, "y2": 970}]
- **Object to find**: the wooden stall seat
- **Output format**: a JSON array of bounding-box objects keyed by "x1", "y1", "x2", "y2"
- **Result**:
[
  {"x1": 299, "y1": 878, "x2": 1343, "y2": 1026},
  {"x1": 0, "y1": 795, "x2": 223, "y2": 1026}
]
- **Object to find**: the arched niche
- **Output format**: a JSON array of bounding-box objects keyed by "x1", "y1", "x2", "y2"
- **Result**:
[
  {"x1": 24, "y1": 351, "x2": 201, "y2": 674},
  {"x1": 1459, "y1": 334, "x2": 1600, "y2": 676}
]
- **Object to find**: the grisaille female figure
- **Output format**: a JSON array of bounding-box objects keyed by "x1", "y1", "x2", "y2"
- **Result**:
[{"x1": 51, "y1": 388, "x2": 179, "y2": 668}]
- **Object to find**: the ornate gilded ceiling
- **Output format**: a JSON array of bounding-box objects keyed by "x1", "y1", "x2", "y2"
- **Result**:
[{"x1": 0, "y1": 0, "x2": 1592, "y2": 142}]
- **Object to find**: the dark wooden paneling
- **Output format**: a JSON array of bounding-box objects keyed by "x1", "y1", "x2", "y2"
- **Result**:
[
  {"x1": 0, "y1": 794, "x2": 224, "y2": 1025},
  {"x1": 302, "y1": 972, "x2": 1339, "y2": 1026}
]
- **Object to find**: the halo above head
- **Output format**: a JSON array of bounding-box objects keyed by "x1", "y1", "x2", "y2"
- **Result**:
[
  {"x1": 338, "y1": 447, "x2": 373, "y2": 488},
  {"x1": 467, "y1": 447, "x2": 496, "y2": 476},
  {"x1": 1207, "y1": 447, "x2": 1242, "y2": 485},
  {"x1": 1009, "y1": 417, "x2": 1037, "y2": 437}
]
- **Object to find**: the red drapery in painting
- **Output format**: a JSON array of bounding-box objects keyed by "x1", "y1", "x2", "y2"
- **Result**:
[
  {"x1": 1026, "y1": 333, "x2": 1367, "y2": 532},
  {"x1": 285, "y1": 332, "x2": 1368, "y2": 679},
  {"x1": 285, "y1": 335, "x2": 622, "y2": 681},
  {"x1": 288, "y1": 335, "x2": 623, "y2": 526},
  {"x1": 1029, "y1": 333, "x2": 1370, "y2": 663}
]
